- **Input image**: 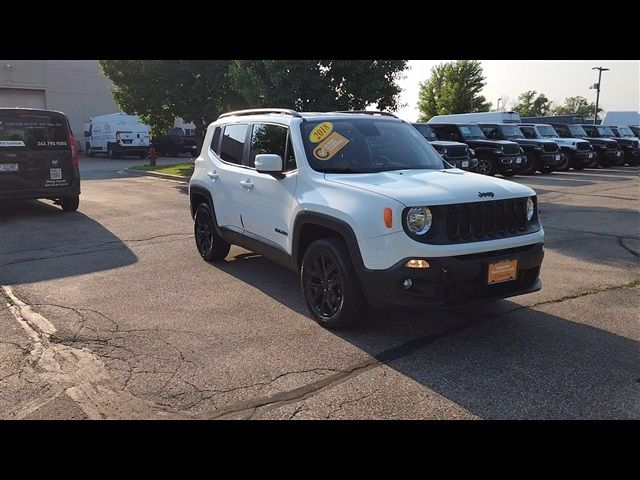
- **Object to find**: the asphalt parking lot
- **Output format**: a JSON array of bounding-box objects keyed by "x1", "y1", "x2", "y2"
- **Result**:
[{"x1": 1, "y1": 156, "x2": 638, "y2": 420}]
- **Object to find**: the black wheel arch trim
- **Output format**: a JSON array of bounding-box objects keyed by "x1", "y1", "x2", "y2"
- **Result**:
[{"x1": 291, "y1": 211, "x2": 366, "y2": 275}]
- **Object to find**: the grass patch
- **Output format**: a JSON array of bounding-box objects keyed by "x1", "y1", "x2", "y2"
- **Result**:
[{"x1": 131, "y1": 162, "x2": 194, "y2": 177}]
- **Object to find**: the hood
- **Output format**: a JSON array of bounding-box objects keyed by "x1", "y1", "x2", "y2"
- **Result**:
[
  {"x1": 464, "y1": 139, "x2": 517, "y2": 149},
  {"x1": 325, "y1": 169, "x2": 535, "y2": 207},
  {"x1": 551, "y1": 137, "x2": 585, "y2": 146},
  {"x1": 430, "y1": 140, "x2": 467, "y2": 148},
  {"x1": 586, "y1": 137, "x2": 618, "y2": 147},
  {"x1": 510, "y1": 138, "x2": 555, "y2": 147}
]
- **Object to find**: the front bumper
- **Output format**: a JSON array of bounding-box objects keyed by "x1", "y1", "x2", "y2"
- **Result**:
[
  {"x1": 573, "y1": 150, "x2": 596, "y2": 165},
  {"x1": 598, "y1": 149, "x2": 623, "y2": 165},
  {"x1": 623, "y1": 147, "x2": 640, "y2": 160},
  {"x1": 358, "y1": 242, "x2": 544, "y2": 311},
  {"x1": 498, "y1": 154, "x2": 525, "y2": 169},
  {"x1": 445, "y1": 157, "x2": 478, "y2": 170},
  {"x1": 540, "y1": 152, "x2": 563, "y2": 167}
]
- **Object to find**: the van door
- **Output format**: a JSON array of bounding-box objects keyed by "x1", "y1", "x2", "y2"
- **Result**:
[{"x1": 0, "y1": 110, "x2": 74, "y2": 192}]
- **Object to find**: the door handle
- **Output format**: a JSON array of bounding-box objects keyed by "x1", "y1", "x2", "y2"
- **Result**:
[
  {"x1": 240, "y1": 179, "x2": 254, "y2": 190},
  {"x1": 207, "y1": 171, "x2": 218, "y2": 180}
]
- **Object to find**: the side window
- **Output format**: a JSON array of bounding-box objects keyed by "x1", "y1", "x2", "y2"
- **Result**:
[
  {"x1": 220, "y1": 124, "x2": 248, "y2": 165},
  {"x1": 521, "y1": 127, "x2": 536, "y2": 139},
  {"x1": 481, "y1": 126, "x2": 498, "y2": 139},
  {"x1": 433, "y1": 126, "x2": 458, "y2": 141},
  {"x1": 210, "y1": 126, "x2": 221, "y2": 154},
  {"x1": 555, "y1": 125, "x2": 568, "y2": 138},
  {"x1": 284, "y1": 133, "x2": 297, "y2": 171},
  {"x1": 248, "y1": 123, "x2": 287, "y2": 168}
]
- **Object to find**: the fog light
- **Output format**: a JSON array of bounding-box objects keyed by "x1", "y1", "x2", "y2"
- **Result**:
[
  {"x1": 405, "y1": 259, "x2": 430, "y2": 269},
  {"x1": 402, "y1": 278, "x2": 413, "y2": 290}
]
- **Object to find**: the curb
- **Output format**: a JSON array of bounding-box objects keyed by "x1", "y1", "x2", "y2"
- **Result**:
[{"x1": 125, "y1": 167, "x2": 190, "y2": 183}]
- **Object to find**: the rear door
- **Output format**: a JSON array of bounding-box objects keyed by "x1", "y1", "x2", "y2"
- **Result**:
[{"x1": 0, "y1": 110, "x2": 73, "y2": 192}]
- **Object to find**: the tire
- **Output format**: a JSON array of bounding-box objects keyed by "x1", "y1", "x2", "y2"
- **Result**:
[
  {"x1": 476, "y1": 156, "x2": 496, "y2": 176},
  {"x1": 108, "y1": 145, "x2": 118, "y2": 160},
  {"x1": 520, "y1": 153, "x2": 538, "y2": 175},
  {"x1": 194, "y1": 203, "x2": 230, "y2": 262},
  {"x1": 300, "y1": 237, "x2": 366, "y2": 329},
  {"x1": 86, "y1": 143, "x2": 93, "y2": 157},
  {"x1": 556, "y1": 154, "x2": 570, "y2": 171},
  {"x1": 60, "y1": 196, "x2": 79, "y2": 212},
  {"x1": 168, "y1": 146, "x2": 178, "y2": 157},
  {"x1": 502, "y1": 170, "x2": 516, "y2": 177}
]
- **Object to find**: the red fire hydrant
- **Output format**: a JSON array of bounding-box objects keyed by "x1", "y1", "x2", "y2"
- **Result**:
[{"x1": 148, "y1": 146, "x2": 157, "y2": 167}]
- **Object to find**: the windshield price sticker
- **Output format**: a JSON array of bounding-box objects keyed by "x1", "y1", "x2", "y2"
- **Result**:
[
  {"x1": 0, "y1": 140, "x2": 26, "y2": 147},
  {"x1": 313, "y1": 132, "x2": 349, "y2": 161},
  {"x1": 309, "y1": 122, "x2": 334, "y2": 143}
]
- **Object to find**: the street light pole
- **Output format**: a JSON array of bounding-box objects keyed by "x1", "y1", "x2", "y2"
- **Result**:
[{"x1": 592, "y1": 66, "x2": 610, "y2": 124}]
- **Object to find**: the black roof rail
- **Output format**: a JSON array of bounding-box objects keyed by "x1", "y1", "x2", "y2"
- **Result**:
[
  {"x1": 218, "y1": 108, "x2": 301, "y2": 119},
  {"x1": 332, "y1": 110, "x2": 398, "y2": 118}
]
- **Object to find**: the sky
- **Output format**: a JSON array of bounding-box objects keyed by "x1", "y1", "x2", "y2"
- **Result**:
[{"x1": 395, "y1": 60, "x2": 640, "y2": 122}]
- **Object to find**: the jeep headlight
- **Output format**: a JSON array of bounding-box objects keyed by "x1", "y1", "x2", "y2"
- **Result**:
[
  {"x1": 406, "y1": 207, "x2": 433, "y2": 235},
  {"x1": 441, "y1": 148, "x2": 448, "y2": 155},
  {"x1": 526, "y1": 197, "x2": 535, "y2": 222},
  {"x1": 469, "y1": 148, "x2": 475, "y2": 156}
]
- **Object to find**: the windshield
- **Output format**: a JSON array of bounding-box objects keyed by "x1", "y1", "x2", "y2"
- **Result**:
[
  {"x1": 596, "y1": 126, "x2": 615, "y2": 136},
  {"x1": 458, "y1": 124, "x2": 486, "y2": 140},
  {"x1": 499, "y1": 124, "x2": 525, "y2": 139},
  {"x1": 412, "y1": 124, "x2": 437, "y2": 140},
  {"x1": 616, "y1": 126, "x2": 635, "y2": 137},
  {"x1": 301, "y1": 118, "x2": 445, "y2": 173},
  {"x1": 537, "y1": 125, "x2": 558, "y2": 138},
  {"x1": 568, "y1": 125, "x2": 587, "y2": 136}
]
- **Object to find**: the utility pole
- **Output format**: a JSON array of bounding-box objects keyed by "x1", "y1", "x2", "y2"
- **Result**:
[{"x1": 591, "y1": 66, "x2": 610, "y2": 124}]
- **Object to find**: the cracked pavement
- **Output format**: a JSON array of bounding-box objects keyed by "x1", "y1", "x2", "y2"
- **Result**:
[{"x1": 1, "y1": 157, "x2": 638, "y2": 419}]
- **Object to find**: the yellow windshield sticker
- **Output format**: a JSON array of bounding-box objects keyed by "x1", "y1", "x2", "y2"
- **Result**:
[
  {"x1": 309, "y1": 122, "x2": 334, "y2": 143},
  {"x1": 312, "y1": 132, "x2": 349, "y2": 161}
]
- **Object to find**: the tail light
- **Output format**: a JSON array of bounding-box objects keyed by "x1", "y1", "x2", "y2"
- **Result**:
[
  {"x1": 115, "y1": 131, "x2": 121, "y2": 142},
  {"x1": 68, "y1": 133, "x2": 79, "y2": 167}
]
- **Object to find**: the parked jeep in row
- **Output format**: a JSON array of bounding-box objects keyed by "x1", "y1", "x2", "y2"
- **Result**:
[
  {"x1": 609, "y1": 126, "x2": 640, "y2": 165},
  {"x1": 426, "y1": 122, "x2": 524, "y2": 177},
  {"x1": 478, "y1": 123, "x2": 563, "y2": 175},
  {"x1": 411, "y1": 123, "x2": 478, "y2": 171},
  {"x1": 518, "y1": 123, "x2": 595, "y2": 171}
]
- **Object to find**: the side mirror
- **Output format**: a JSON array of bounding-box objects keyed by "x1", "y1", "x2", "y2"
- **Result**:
[{"x1": 255, "y1": 154, "x2": 283, "y2": 174}]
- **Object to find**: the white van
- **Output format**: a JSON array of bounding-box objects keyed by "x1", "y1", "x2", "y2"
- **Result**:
[
  {"x1": 85, "y1": 113, "x2": 150, "y2": 159},
  {"x1": 429, "y1": 111, "x2": 522, "y2": 124},
  {"x1": 601, "y1": 111, "x2": 640, "y2": 127}
]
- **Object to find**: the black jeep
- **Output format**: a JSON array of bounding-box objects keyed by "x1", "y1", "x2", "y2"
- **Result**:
[
  {"x1": 579, "y1": 124, "x2": 626, "y2": 166},
  {"x1": 428, "y1": 123, "x2": 524, "y2": 177},
  {"x1": 412, "y1": 123, "x2": 478, "y2": 171},
  {"x1": 479, "y1": 123, "x2": 563, "y2": 175}
]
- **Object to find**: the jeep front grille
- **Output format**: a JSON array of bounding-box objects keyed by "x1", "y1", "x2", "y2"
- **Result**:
[
  {"x1": 607, "y1": 143, "x2": 618, "y2": 150},
  {"x1": 502, "y1": 144, "x2": 520, "y2": 155},
  {"x1": 445, "y1": 145, "x2": 468, "y2": 158},
  {"x1": 543, "y1": 143, "x2": 559, "y2": 153},
  {"x1": 444, "y1": 198, "x2": 529, "y2": 243},
  {"x1": 576, "y1": 142, "x2": 590, "y2": 151}
]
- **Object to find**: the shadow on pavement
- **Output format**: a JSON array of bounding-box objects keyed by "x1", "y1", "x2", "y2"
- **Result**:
[
  {"x1": 211, "y1": 249, "x2": 638, "y2": 419},
  {"x1": 0, "y1": 200, "x2": 137, "y2": 284}
]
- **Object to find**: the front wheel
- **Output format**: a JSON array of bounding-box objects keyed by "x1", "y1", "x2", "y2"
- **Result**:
[
  {"x1": 556, "y1": 154, "x2": 570, "y2": 171},
  {"x1": 194, "y1": 203, "x2": 230, "y2": 262},
  {"x1": 301, "y1": 238, "x2": 366, "y2": 329},
  {"x1": 476, "y1": 156, "x2": 496, "y2": 176},
  {"x1": 60, "y1": 196, "x2": 79, "y2": 212}
]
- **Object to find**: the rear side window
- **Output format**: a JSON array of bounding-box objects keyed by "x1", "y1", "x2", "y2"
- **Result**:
[
  {"x1": 0, "y1": 113, "x2": 69, "y2": 151},
  {"x1": 520, "y1": 126, "x2": 536, "y2": 139},
  {"x1": 248, "y1": 123, "x2": 287, "y2": 168},
  {"x1": 481, "y1": 126, "x2": 499, "y2": 139},
  {"x1": 220, "y1": 124, "x2": 248, "y2": 164},
  {"x1": 210, "y1": 126, "x2": 221, "y2": 154}
]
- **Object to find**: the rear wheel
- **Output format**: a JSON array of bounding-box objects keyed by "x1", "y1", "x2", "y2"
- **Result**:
[
  {"x1": 60, "y1": 196, "x2": 79, "y2": 212},
  {"x1": 108, "y1": 146, "x2": 119, "y2": 159},
  {"x1": 476, "y1": 156, "x2": 496, "y2": 176},
  {"x1": 194, "y1": 203, "x2": 230, "y2": 262},
  {"x1": 301, "y1": 238, "x2": 366, "y2": 329}
]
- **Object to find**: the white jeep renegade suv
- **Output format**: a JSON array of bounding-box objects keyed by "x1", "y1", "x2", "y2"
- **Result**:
[{"x1": 189, "y1": 109, "x2": 545, "y2": 329}]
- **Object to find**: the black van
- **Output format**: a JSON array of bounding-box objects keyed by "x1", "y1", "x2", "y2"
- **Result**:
[{"x1": 0, "y1": 108, "x2": 80, "y2": 211}]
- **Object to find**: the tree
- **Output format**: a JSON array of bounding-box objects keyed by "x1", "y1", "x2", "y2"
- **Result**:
[
  {"x1": 229, "y1": 60, "x2": 408, "y2": 112},
  {"x1": 513, "y1": 90, "x2": 551, "y2": 117},
  {"x1": 99, "y1": 60, "x2": 247, "y2": 148},
  {"x1": 417, "y1": 61, "x2": 491, "y2": 121},
  {"x1": 552, "y1": 96, "x2": 601, "y2": 117}
]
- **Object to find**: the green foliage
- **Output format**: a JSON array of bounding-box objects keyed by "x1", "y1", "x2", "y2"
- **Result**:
[
  {"x1": 513, "y1": 90, "x2": 551, "y2": 117},
  {"x1": 417, "y1": 61, "x2": 491, "y2": 121},
  {"x1": 552, "y1": 96, "x2": 601, "y2": 117},
  {"x1": 99, "y1": 60, "x2": 246, "y2": 145},
  {"x1": 229, "y1": 60, "x2": 408, "y2": 112}
]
